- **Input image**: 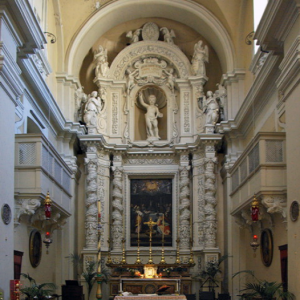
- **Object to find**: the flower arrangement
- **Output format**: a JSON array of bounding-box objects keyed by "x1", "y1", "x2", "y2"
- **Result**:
[
  {"x1": 162, "y1": 267, "x2": 174, "y2": 273},
  {"x1": 126, "y1": 268, "x2": 139, "y2": 277}
]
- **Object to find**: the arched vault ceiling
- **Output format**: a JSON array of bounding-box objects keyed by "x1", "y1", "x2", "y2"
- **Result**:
[
  {"x1": 79, "y1": 17, "x2": 222, "y2": 94},
  {"x1": 66, "y1": 0, "x2": 235, "y2": 79}
]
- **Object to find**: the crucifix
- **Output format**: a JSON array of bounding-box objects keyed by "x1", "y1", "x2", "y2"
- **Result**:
[{"x1": 144, "y1": 217, "x2": 157, "y2": 264}]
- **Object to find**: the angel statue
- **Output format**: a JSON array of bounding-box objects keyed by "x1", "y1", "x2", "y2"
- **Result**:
[
  {"x1": 126, "y1": 28, "x2": 142, "y2": 44},
  {"x1": 74, "y1": 87, "x2": 87, "y2": 122},
  {"x1": 83, "y1": 91, "x2": 102, "y2": 127},
  {"x1": 93, "y1": 45, "x2": 109, "y2": 78},
  {"x1": 203, "y1": 91, "x2": 220, "y2": 125},
  {"x1": 160, "y1": 27, "x2": 176, "y2": 44},
  {"x1": 191, "y1": 40, "x2": 209, "y2": 77}
]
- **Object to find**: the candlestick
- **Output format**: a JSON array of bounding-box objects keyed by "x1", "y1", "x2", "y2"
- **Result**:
[
  {"x1": 160, "y1": 214, "x2": 166, "y2": 264},
  {"x1": 162, "y1": 214, "x2": 164, "y2": 242}
]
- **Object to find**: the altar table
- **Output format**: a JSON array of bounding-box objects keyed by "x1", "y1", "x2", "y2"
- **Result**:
[{"x1": 115, "y1": 296, "x2": 187, "y2": 300}]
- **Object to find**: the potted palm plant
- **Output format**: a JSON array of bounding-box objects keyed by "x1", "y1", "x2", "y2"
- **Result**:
[
  {"x1": 20, "y1": 273, "x2": 56, "y2": 300},
  {"x1": 66, "y1": 253, "x2": 110, "y2": 300},
  {"x1": 198, "y1": 255, "x2": 228, "y2": 292},
  {"x1": 233, "y1": 270, "x2": 295, "y2": 300}
]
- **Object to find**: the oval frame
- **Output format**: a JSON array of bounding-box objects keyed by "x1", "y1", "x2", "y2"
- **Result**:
[
  {"x1": 29, "y1": 229, "x2": 42, "y2": 268},
  {"x1": 260, "y1": 228, "x2": 273, "y2": 267},
  {"x1": 290, "y1": 200, "x2": 299, "y2": 222}
]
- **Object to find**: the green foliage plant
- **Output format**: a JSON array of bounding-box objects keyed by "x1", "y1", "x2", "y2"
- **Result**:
[
  {"x1": 19, "y1": 273, "x2": 56, "y2": 300},
  {"x1": 66, "y1": 253, "x2": 110, "y2": 300},
  {"x1": 199, "y1": 255, "x2": 229, "y2": 284},
  {"x1": 233, "y1": 270, "x2": 295, "y2": 300}
]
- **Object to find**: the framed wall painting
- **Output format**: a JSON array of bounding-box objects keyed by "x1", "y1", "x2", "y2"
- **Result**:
[
  {"x1": 260, "y1": 228, "x2": 273, "y2": 267},
  {"x1": 130, "y1": 179, "x2": 172, "y2": 247},
  {"x1": 29, "y1": 229, "x2": 42, "y2": 268}
]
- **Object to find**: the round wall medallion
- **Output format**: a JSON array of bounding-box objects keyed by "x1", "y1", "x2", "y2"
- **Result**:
[
  {"x1": 1, "y1": 204, "x2": 12, "y2": 225},
  {"x1": 260, "y1": 228, "x2": 273, "y2": 267},
  {"x1": 29, "y1": 229, "x2": 42, "y2": 268},
  {"x1": 290, "y1": 201, "x2": 299, "y2": 222}
]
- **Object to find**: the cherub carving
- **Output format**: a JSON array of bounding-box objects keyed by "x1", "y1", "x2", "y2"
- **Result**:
[
  {"x1": 126, "y1": 28, "x2": 142, "y2": 44},
  {"x1": 160, "y1": 27, "x2": 176, "y2": 44}
]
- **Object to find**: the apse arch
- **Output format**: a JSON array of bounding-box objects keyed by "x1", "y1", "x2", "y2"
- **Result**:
[{"x1": 66, "y1": 0, "x2": 235, "y2": 78}]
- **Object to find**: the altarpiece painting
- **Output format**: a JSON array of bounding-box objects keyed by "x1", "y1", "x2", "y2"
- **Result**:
[{"x1": 130, "y1": 179, "x2": 172, "y2": 247}]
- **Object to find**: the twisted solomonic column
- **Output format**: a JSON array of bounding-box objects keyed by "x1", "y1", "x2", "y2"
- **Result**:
[
  {"x1": 204, "y1": 158, "x2": 217, "y2": 248},
  {"x1": 111, "y1": 167, "x2": 124, "y2": 251},
  {"x1": 84, "y1": 158, "x2": 98, "y2": 249},
  {"x1": 179, "y1": 166, "x2": 191, "y2": 249}
]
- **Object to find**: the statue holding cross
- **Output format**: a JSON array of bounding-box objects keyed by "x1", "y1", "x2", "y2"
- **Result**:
[{"x1": 144, "y1": 217, "x2": 157, "y2": 264}]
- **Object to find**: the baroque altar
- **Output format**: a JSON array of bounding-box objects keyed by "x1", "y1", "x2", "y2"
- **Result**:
[{"x1": 77, "y1": 21, "x2": 227, "y2": 298}]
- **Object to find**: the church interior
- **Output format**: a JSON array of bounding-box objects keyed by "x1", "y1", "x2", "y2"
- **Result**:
[{"x1": 1, "y1": 0, "x2": 300, "y2": 299}]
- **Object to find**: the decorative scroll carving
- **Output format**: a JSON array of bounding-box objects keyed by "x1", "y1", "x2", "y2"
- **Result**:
[
  {"x1": 183, "y1": 92, "x2": 190, "y2": 133},
  {"x1": 84, "y1": 158, "x2": 98, "y2": 249},
  {"x1": 112, "y1": 93, "x2": 119, "y2": 135},
  {"x1": 15, "y1": 199, "x2": 41, "y2": 224},
  {"x1": 179, "y1": 165, "x2": 191, "y2": 249},
  {"x1": 111, "y1": 167, "x2": 124, "y2": 250},
  {"x1": 261, "y1": 195, "x2": 287, "y2": 220},
  {"x1": 109, "y1": 43, "x2": 190, "y2": 80}
]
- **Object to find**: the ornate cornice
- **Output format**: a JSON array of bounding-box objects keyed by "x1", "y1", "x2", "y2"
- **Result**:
[{"x1": 276, "y1": 36, "x2": 300, "y2": 97}]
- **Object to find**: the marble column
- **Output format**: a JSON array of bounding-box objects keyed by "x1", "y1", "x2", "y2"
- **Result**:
[
  {"x1": 179, "y1": 154, "x2": 191, "y2": 250},
  {"x1": 84, "y1": 146, "x2": 98, "y2": 249},
  {"x1": 97, "y1": 149, "x2": 111, "y2": 248},
  {"x1": 203, "y1": 143, "x2": 218, "y2": 249},
  {"x1": 192, "y1": 150, "x2": 206, "y2": 249},
  {"x1": 111, "y1": 155, "x2": 124, "y2": 251},
  {"x1": 84, "y1": 146, "x2": 110, "y2": 249}
]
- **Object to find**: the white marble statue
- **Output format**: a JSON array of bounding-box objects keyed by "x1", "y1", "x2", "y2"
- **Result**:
[
  {"x1": 93, "y1": 45, "x2": 109, "y2": 78},
  {"x1": 126, "y1": 28, "x2": 142, "y2": 44},
  {"x1": 138, "y1": 92, "x2": 163, "y2": 140},
  {"x1": 83, "y1": 91, "x2": 102, "y2": 127},
  {"x1": 126, "y1": 68, "x2": 139, "y2": 94},
  {"x1": 160, "y1": 27, "x2": 176, "y2": 44},
  {"x1": 163, "y1": 68, "x2": 175, "y2": 93},
  {"x1": 203, "y1": 91, "x2": 219, "y2": 125},
  {"x1": 75, "y1": 87, "x2": 87, "y2": 122},
  {"x1": 192, "y1": 40, "x2": 209, "y2": 76}
]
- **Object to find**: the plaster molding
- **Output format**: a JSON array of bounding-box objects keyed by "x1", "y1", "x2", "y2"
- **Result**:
[
  {"x1": 255, "y1": 0, "x2": 300, "y2": 54},
  {"x1": 276, "y1": 36, "x2": 300, "y2": 97},
  {"x1": 5, "y1": 0, "x2": 46, "y2": 54},
  {"x1": 0, "y1": 42, "x2": 24, "y2": 104},
  {"x1": 66, "y1": 0, "x2": 235, "y2": 77},
  {"x1": 109, "y1": 41, "x2": 191, "y2": 80}
]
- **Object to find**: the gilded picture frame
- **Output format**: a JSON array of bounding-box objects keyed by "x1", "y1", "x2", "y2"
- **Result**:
[{"x1": 260, "y1": 228, "x2": 273, "y2": 267}]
